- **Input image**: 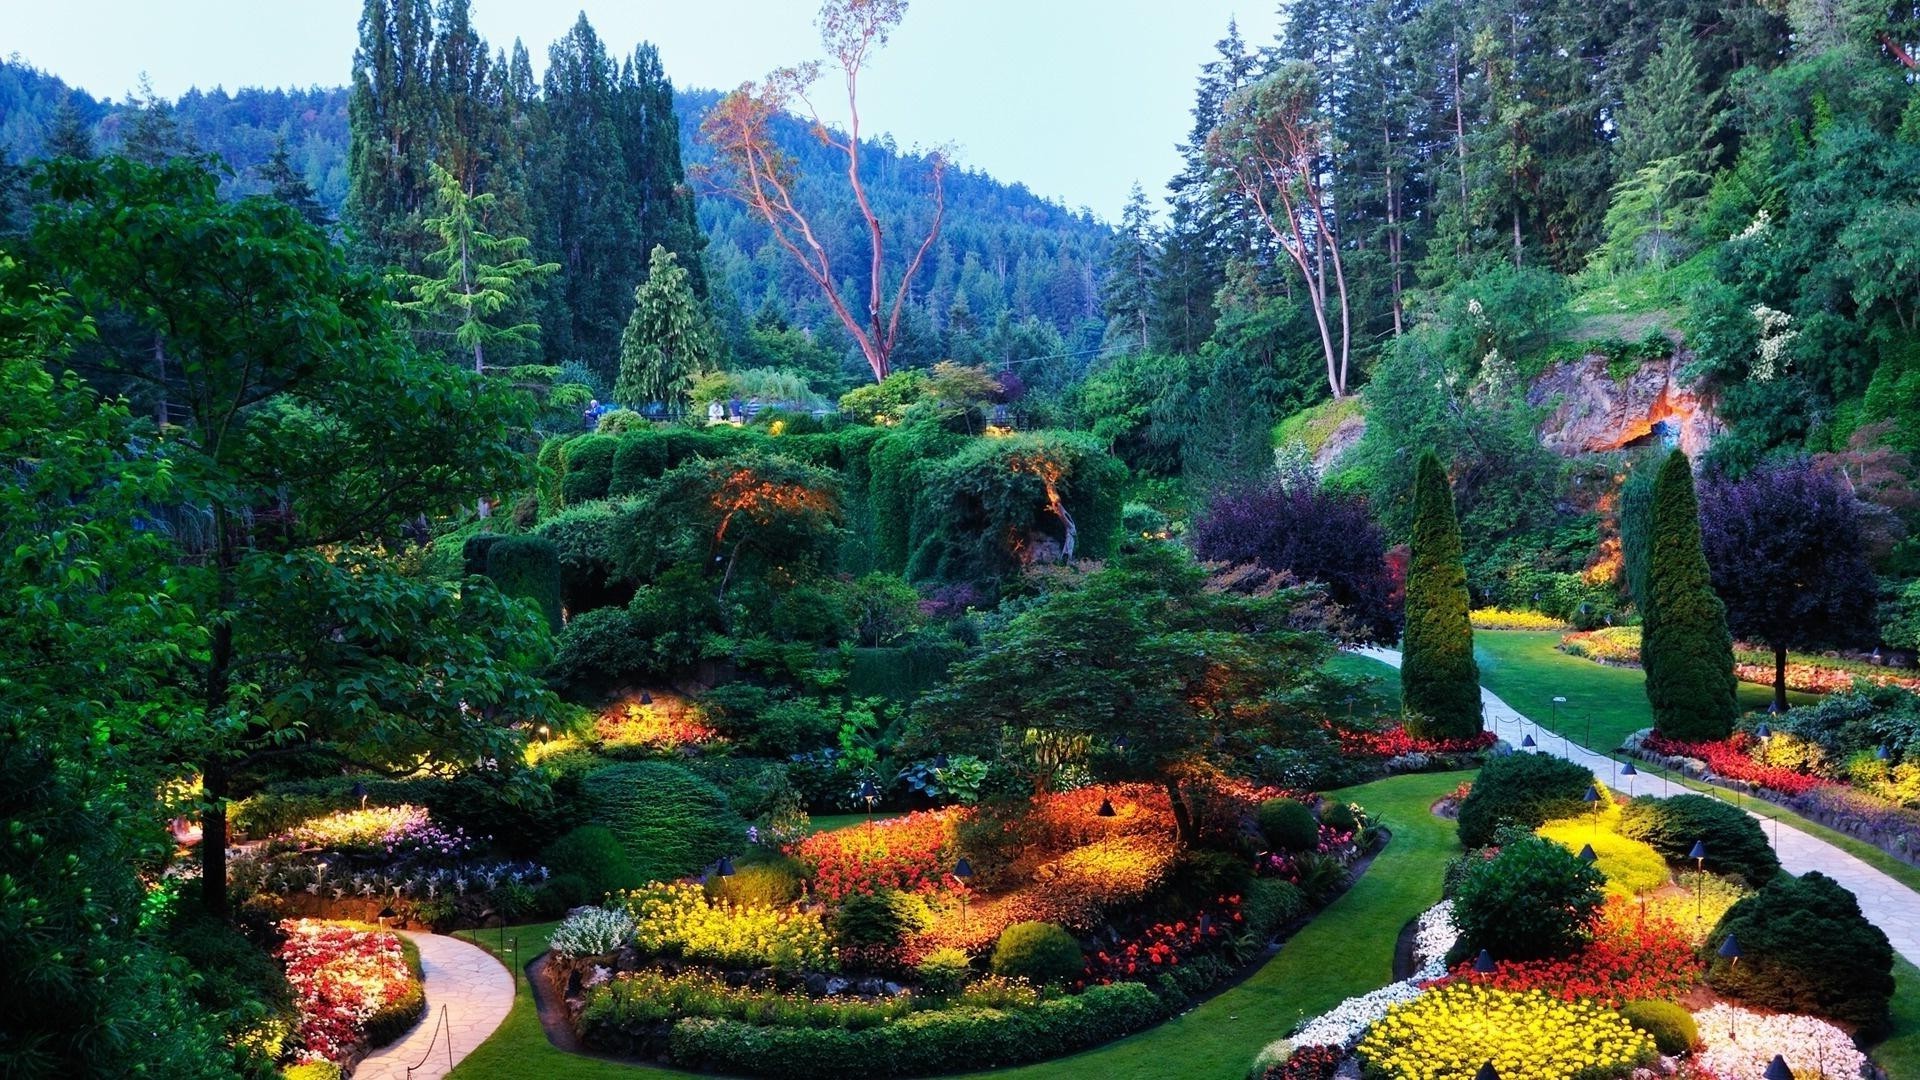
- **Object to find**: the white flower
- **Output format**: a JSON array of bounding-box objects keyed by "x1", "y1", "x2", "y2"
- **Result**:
[
  {"x1": 549, "y1": 906, "x2": 635, "y2": 959},
  {"x1": 1750, "y1": 303, "x2": 1796, "y2": 382},
  {"x1": 1291, "y1": 978, "x2": 1428, "y2": 1050},
  {"x1": 1411, "y1": 900, "x2": 1458, "y2": 979},
  {"x1": 1733, "y1": 209, "x2": 1772, "y2": 242},
  {"x1": 1692, "y1": 1003, "x2": 1866, "y2": 1078}
]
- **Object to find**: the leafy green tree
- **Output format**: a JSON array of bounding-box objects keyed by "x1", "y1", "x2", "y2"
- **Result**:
[
  {"x1": 398, "y1": 161, "x2": 558, "y2": 373},
  {"x1": 29, "y1": 157, "x2": 557, "y2": 915},
  {"x1": 0, "y1": 259, "x2": 237, "y2": 1078},
  {"x1": 1401, "y1": 451, "x2": 1482, "y2": 738},
  {"x1": 913, "y1": 544, "x2": 1334, "y2": 844},
  {"x1": 615, "y1": 244, "x2": 712, "y2": 409},
  {"x1": 1642, "y1": 450, "x2": 1736, "y2": 739}
]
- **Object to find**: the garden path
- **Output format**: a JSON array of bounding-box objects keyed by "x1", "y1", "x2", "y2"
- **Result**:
[
  {"x1": 355, "y1": 930, "x2": 515, "y2": 1080},
  {"x1": 1352, "y1": 646, "x2": 1920, "y2": 969}
]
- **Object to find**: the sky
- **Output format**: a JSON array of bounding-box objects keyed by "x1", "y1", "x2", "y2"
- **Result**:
[{"x1": 1, "y1": 0, "x2": 1279, "y2": 222}]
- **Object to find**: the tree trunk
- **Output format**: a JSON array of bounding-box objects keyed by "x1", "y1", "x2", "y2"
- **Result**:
[
  {"x1": 1774, "y1": 642, "x2": 1789, "y2": 714},
  {"x1": 1163, "y1": 778, "x2": 1196, "y2": 846}
]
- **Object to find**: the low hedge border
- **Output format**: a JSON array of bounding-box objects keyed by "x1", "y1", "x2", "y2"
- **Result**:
[{"x1": 363, "y1": 933, "x2": 427, "y2": 1050}]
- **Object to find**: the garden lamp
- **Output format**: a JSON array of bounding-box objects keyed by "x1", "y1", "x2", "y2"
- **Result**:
[
  {"x1": 858, "y1": 779, "x2": 879, "y2": 824},
  {"x1": 638, "y1": 689, "x2": 652, "y2": 705},
  {"x1": 1619, "y1": 761, "x2": 1636, "y2": 798},
  {"x1": 350, "y1": 781, "x2": 369, "y2": 810},
  {"x1": 1717, "y1": 934, "x2": 1740, "y2": 965},
  {"x1": 1689, "y1": 840, "x2": 1707, "y2": 862},
  {"x1": 1198, "y1": 913, "x2": 1212, "y2": 936},
  {"x1": 1474, "y1": 1062, "x2": 1499, "y2": 1080},
  {"x1": 1756, "y1": 721, "x2": 1772, "y2": 739},
  {"x1": 932, "y1": 753, "x2": 949, "y2": 770},
  {"x1": 716, "y1": 855, "x2": 735, "y2": 878},
  {"x1": 1878, "y1": 744, "x2": 1892, "y2": 761},
  {"x1": 1578, "y1": 844, "x2": 1597, "y2": 864},
  {"x1": 1473, "y1": 949, "x2": 1496, "y2": 974},
  {"x1": 1584, "y1": 784, "x2": 1602, "y2": 838},
  {"x1": 1113, "y1": 734, "x2": 1131, "y2": 752},
  {"x1": 953, "y1": 858, "x2": 972, "y2": 881},
  {"x1": 1521, "y1": 734, "x2": 1537, "y2": 750},
  {"x1": 1764, "y1": 1055, "x2": 1793, "y2": 1080},
  {"x1": 1097, "y1": 797, "x2": 1117, "y2": 818},
  {"x1": 1691, "y1": 840, "x2": 1708, "y2": 920},
  {"x1": 1551, "y1": 695, "x2": 1567, "y2": 732}
]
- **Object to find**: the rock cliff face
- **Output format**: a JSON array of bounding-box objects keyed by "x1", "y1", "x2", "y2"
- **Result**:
[{"x1": 1528, "y1": 346, "x2": 1720, "y2": 458}]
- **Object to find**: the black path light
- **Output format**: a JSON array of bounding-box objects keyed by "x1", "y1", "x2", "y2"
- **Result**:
[
  {"x1": 857, "y1": 778, "x2": 880, "y2": 825},
  {"x1": 1879, "y1": 744, "x2": 1893, "y2": 761},
  {"x1": 1619, "y1": 760, "x2": 1637, "y2": 798},
  {"x1": 1521, "y1": 733, "x2": 1537, "y2": 750},
  {"x1": 1717, "y1": 933, "x2": 1741, "y2": 965},
  {"x1": 1097, "y1": 796, "x2": 1117, "y2": 818},
  {"x1": 716, "y1": 855, "x2": 735, "y2": 878},
  {"x1": 1474, "y1": 1062, "x2": 1499, "y2": 1080},
  {"x1": 1691, "y1": 840, "x2": 1708, "y2": 920},
  {"x1": 953, "y1": 858, "x2": 973, "y2": 927},
  {"x1": 1474, "y1": 948, "x2": 1497, "y2": 974},
  {"x1": 1584, "y1": 784, "x2": 1602, "y2": 837},
  {"x1": 351, "y1": 780, "x2": 369, "y2": 810},
  {"x1": 1578, "y1": 843, "x2": 1598, "y2": 864},
  {"x1": 1764, "y1": 1054, "x2": 1794, "y2": 1080},
  {"x1": 1550, "y1": 695, "x2": 1567, "y2": 733},
  {"x1": 932, "y1": 753, "x2": 949, "y2": 770},
  {"x1": 638, "y1": 689, "x2": 653, "y2": 705}
]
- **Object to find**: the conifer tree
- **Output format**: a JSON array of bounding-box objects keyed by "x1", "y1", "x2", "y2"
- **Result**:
[
  {"x1": 398, "y1": 162, "x2": 558, "y2": 373},
  {"x1": 615, "y1": 244, "x2": 712, "y2": 409},
  {"x1": 256, "y1": 138, "x2": 329, "y2": 227},
  {"x1": 346, "y1": 0, "x2": 437, "y2": 270},
  {"x1": 43, "y1": 95, "x2": 94, "y2": 159},
  {"x1": 1618, "y1": 22, "x2": 1721, "y2": 173},
  {"x1": 1101, "y1": 182, "x2": 1158, "y2": 351},
  {"x1": 120, "y1": 76, "x2": 192, "y2": 165},
  {"x1": 1643, "y1": 449, "x2": 1737, "y2": 740},
  {"x1": 1401, "y1": 451, "x2": 1482, "y2": 738},
  {"x1": 619, "y1": 44, "x2": 705, "y2": 298}
]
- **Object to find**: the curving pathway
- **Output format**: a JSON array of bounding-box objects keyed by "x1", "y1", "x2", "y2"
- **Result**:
[
  {"x1": 1353, "y1": 645, "x2": 1920, "y2": 969},
  {"x1": 355, "y1": 930, "x2": 515, "y2": 1080}
]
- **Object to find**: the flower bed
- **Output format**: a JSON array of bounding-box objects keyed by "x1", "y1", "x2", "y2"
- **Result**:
[
  {"x1": 278, "y1": 919, "x2": 423, "y2": 1068},
  {"x1": 1331, "y1": 725, "x2": 1497, "y2": 759},
  {"x1": 1691, "y1": 1003, "x2": 1866, "y2": 1079},
  {"x1": 1561, "y1": 626, "x2": 1920, "y2": 694},
  {"x1": 787, "y1": 809, "x2": 966, "y2": 901},
  {"x1": 1640, "y1": 732, "x2": 1835, "y2": 797},
  {"x1": 1471, "y1": 608, "x2": 1571, "y2": 630},
  {"x1": 1356, "y1": 983, "x2": 1656, "y2": 1080},
  {"x1": 1082, "y1": 895, "x2": 1241, "y2": 985},
  {"x1": 1449, "y1": 897, "x2": 1701, "y2": 1008},
  {"x1": 615, "y1": 883, "x2": 836, "y2": 972},
  {"x1": 595, "y1": 694, "x2": 721, "y2": 751},
  {"x1": 284, "y1": 804, "x2": 473, "y2": 860}
]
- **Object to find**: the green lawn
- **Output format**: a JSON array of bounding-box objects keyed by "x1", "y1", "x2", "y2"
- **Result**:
[{"x1": 1324, "y1": 650, "x2": 1401, "y2": 716}]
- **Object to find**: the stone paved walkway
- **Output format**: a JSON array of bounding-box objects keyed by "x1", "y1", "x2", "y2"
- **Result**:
[
  {"x1": 355, "y1": 930, "x2": 514, "y2": 1080},
  {"x1": 1353, "y1": 646, "x2": 1920, "y2": 968}
]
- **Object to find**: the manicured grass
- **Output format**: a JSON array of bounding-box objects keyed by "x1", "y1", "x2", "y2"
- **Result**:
[
  {"x1": 451, "y1": 771, "x2": 1469, "y2": 1080},
  {"x1": 1324, "y1": 650, "x2": 1402, "y2": 717},
  {"x1": 1877, "y1": 957, "x2": 1920, "y2": 1079},
  {"x1": 804, "y1": 812, "x2": 892, "y2": 834}
]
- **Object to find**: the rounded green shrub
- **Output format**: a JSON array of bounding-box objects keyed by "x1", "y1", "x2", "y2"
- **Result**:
[
  {"x1": 1456, "y1": 752, "x2": 1596, "y2": 849},
  {"x1": 1319, "y1": 801, "x2": 1359, "y2": 835},
  {"x1": 486, "y1": 534, "x2": 563, "y2": 631},
  {"x1": 582, "y1": 761, "x2": 745, "y2": 882},
  {"x1": 533, "y1": 500, "x2": 636, "y2": 614},
  {"x1": 1706, "y1": 870, "x2": 1896, "y2": 1035},
  {"x1": 1615, "y1": 793, "x2": 1779, "y2": 886},
  {"x1": 990, "y1": 921, "x2": 1083, "y2": 987},
  {"x1": 539, "y1": 873, "x2": 594, "y2": 915},
  {"x1": 561, "y1": 434, "x2": 619, "y2": 504},
  {"x1": 541, "y1": 825, "x2": 641, "y2": 900},
  {"x1": 460, "y1": 532, "x2": 504, "y2": 577},
  {"x1": 1619, "y1": 999, "x2": 1698, "y2": 1055},
  {"x1": 1454, "y1": 833, "x2": 1605, "y2": 961},
  {"x1": 914, "y1": 947, "x2": 973, "y2": 998},
  {"x1": 546, "y1": 606, "x2": 648, "y2": 691},
  {"x1": 1257, "y1": 798, "x2": 1320, "y2": 853},
  {"x1": 831, "y1": 889, "x2": 913, "y2": 950}
]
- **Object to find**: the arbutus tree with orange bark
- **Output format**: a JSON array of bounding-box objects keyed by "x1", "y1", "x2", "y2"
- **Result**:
[
  {"x1": 697, "y1": 0, "x2": 945, "y2": 383},
  {"x1": 1206, "y1": 62, "x2": 1353, "y2": 400}
]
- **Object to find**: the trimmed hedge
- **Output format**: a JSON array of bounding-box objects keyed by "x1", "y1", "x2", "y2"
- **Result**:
[
  {"x1": 541, "y1": 825, "x2": 642, "y2": 899},
  {"x1": 486, "y1": 535, "x2": 563, "y2": 631},
  {"x1": 547, "y1": 606, "x2": 649, "y2": 691},
  {"x1": 461, "y1": 533, "x2": 505, "y2": 577},
  {"x1": 666, "y1": 981, "x2": 1166, "y2": 1078},
  {"x1": 1456, "y1": 752, "x2": 1596, "y2": 849},
  {"x1": 533, "y1": 500, "x2": 635, "y2": 614},
  {"x1": 1401, "y1": 451, "x2": 1482, "y2": 739},
  {"x1": 1615, "y1": 794, "x2": 1780, "y2": 887},
  {"x1": 990, "y1": 921, "x2": 1083, "y2": 987},
  {"x1": 1642, "y1": 449, "x2": 1736, "y2": 740},
  {"x1": 561, "y1": 434, "x2": 620, "y2": 505},
  {"x1": 1706, "y1": 870, "x2": 1896, "y2": 1035},
  {"x1": 1619, "y1": 999, "x2": 1697, "y2": 1055},
  {"x1": 1257, "y1": 798, "x2": 1320, "y2": 853},
  {"x1": 581, "y1": 761, "x2": 745, "y2": 882}
]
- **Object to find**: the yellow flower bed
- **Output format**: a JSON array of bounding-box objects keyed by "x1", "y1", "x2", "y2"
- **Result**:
[
  {"x1": 1035, "y1": 833, "x2": 1180, "y2": 907},
  {"x1": 617, "y1": 882, "x2": 836, "y2": 972},
  {"x1": 1357, "y1": 984, "x2": 1655, "y2": 1080},
  {"x1": 1536, "y1": 806, "x2": 1670, "y2": 897},
  {"x1": 1470, "y1": 608, "x2": 1571, "y2": 631}
]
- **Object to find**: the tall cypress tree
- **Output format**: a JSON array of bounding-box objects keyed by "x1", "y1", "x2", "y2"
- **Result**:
[
  {"x1": 619, "y1": 44, "x2": 705, "y2": 298},
  {"x1": 1401, "y1": 451, "x2": 1482, "y2": 738},
  {"x1": 1642, "y1": 449, "x2": 1736, "y2": 740},
  {"x1": 346, "y1": 0, "x2": 437, "y2": 270}
]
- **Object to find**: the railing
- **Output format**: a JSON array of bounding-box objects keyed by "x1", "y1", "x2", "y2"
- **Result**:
[{"x1": 404, "y1": 1004, "x2": 454, "y2": 1079}]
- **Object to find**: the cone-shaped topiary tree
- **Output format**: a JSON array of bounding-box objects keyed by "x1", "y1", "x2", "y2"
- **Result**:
[
  {"x1": 1643, "y1": 450, "x2": 1736, "y2": 739},
  {"x1": 1401, "y1": 451, "x2": 1482, "y2": 738}
]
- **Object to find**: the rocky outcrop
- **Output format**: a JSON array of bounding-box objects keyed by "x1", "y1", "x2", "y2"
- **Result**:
[
  {"x1": 1313, "y1": 411, "x2": 1367, "y2": 472},
  {"x1": 1528, "y1": 345, "x2": 1721, "y2": 458}
]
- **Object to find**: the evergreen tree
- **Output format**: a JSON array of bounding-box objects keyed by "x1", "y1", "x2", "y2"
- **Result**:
[
  {"x1": 1401, "y1": 451, "x2": 1482, "y2": 738},
  {"x1": 43, "y1": 94, "x2": 93, "y2": 159},
  {"x1": 615, "y1": 244, "x2": 712, "y2": 409},
  {"x1": 398, "y1": 161, "x2": 558, "y2": 373},
  {"x1": 1618, "y1": 22, "x2": 1721, "y2": 173},
  {"x1": 120, "y1": 76, "x2": 191, "y2": 165},
  {"x1": 1642, "y1": 449, "x2": 1736, "y2": 739},
  {"x1": 618, "y1": 44, "x2": 705, "y2": 298},
  {"x1": 346, "y1": 0, "x2": 437, "y2": 270},
  {"x1": 256, "y1": 138, "x2": 329, "y2": 227},
  {"x1": 1101, "y1": 182, "x2": 1158, "y2": 351}
]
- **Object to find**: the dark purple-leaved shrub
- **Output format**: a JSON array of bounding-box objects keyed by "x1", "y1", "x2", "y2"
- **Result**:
[
  {"x1": 1190, "y1": 479, "x2": 1399, "y2": 642},
  {"x1": 1699, "y1": 459, "x2": 1878, "y2": 710}
]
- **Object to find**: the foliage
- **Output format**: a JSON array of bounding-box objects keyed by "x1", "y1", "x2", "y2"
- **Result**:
[
  {"x1": 532, "y1": 499, "x2": 634, "y2": 614},
  {"x1": 788, "y1": 809, "x2": 964, "y2": 901},
  {"x1": 1643, "y1": 451, "x2": 1737, "y2": 740},
  {"x1": 561, "y1": 434, "x2": 620, "y2": 504},
  {"x1": 1356, "y1": 984, "x2": 1655, "y2": 1080},
  {"x1": 1257, "y1": 799, "x2": 1320, "y2": 853},
  {"x1": 615, "y1": 245, "x2": 713, "y2": 408},
  {"x1": 914, "y1": 947, "x2": 973, "y2": 997},
  {"x1": 582, "y1": 762, "x2": 745, "y2": 881},
  {"x1": 1706, "y1": 870, "x2": 1896, "y2": 1034},
  {"x1": 1452, "y1": 834, "x2": 1606, "y2": 961},
  {"x1": 1189, "y1": 478, "x2": 1399, "y2": 642},
  {"x1": 665, "y1": 980, "x2": 1165, "y2": 1078},
  {"x1": 1456, "y1": 753, "x2": 1597, "y2": 849},
  {"x1": 989, "y1": 921, "x2": 1084, "y2": 987},
  {"x1": 541, "y1": 825, "x2": 642, "y2": 899},
  {"x1": 617, "y1": 882, "x2": 835, "y2": 972},
  {"x1": 1469, "y1": 608, "x2": 1569, "y2": 630},
  {"x1": 1615, "y1": 794, "x2": 1780, "y2": 887},
  {"x1": 1534, "y1": 818, "x2": 1670, "y2": 896},
  {"x1": 1617, "y1": 999, "x2": 1697, "y2": 1055},
  {"x1": 1401, "y1": 453, "x2": 1481, "y2": 739},
  {"x1": 579, "y1": 967, "x2": 914, "y2": 1044},
  {"x1": 486, "y1": 535, "x2": 563, "y2": 631},
  {"x1": 831, "y1": 889, "x2": 919, "y2": 952},
  {"x1": 548, "y1": 906, "x2": 637, "y2": 960},
  {"x1": 906, "y1": 431, "x2": 1126, "y2": 581}
]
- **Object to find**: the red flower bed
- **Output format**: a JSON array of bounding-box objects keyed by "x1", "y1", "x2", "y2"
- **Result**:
[
  {"x1": 787, "y1": 808, "x2": 967, "y2": 901},
  {"x1": 1331, "y1": 724, "x2": 1497, "y2": 758},
  {"x1": 1082, "y1": 894, "x2": 1244, "y2": 986},
  {"x1": 1449, "y1": 897, "x2": 1702, "y2": 1008},
  {"x1": 1643, "y1": 732, "x2": 1835, "y2": 797},
  {"x1": 1261, "y1": 1044, "x2": 1342, "y2": 1080},
  {"x1": 278, "y1": 919, "x2": 418, "y2": 1066}
]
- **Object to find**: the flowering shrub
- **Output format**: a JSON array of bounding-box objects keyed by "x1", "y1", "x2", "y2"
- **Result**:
[
  {"x1": 1258, "y1": 1044, "x2": 1343, "y2": 1080},
  {"x1": 1535, "y1": 816, "x2": 1671, "y2": 896},
  {"x1": 1788, "y1": 784, "x2": 1920, "y2": 842},
  {"x1": 1563, "y1": 625, "x2": 1920, "y2": 693},
  {"x1": 1471, "y1": 608, "x2": 1570, "y2": 630},
  {"x1": 278, "y1": 920, "x2": 420, "y2": 1066},
  {"x1": 1331, "y1": 724, "x2": 1496, "y2": 758},
  {"x1": 1449, "y1": 896, "x2": 1700, "y2": 1008},
  {"x1": 618, "y1": 883, "x2": 835, "y2": 972},
  {"x1": 1690, "y1": 1004, "x2": 1866, "y2": 1079},
  {"x1": 595, "y1": 696, "x2": 720, "y2": 751},
  {"x1": 283, "y1": 804, "x2": 474, "y2": 860},
  {"x1": 787, "y1": 808, "x2": 966, "y2": 901},
  {"x1": 549, "y1": 905, "x2": 636, "y2": 959},
  {"x1": 1641, "y1": 732, "x2": 1835, "y2": 797},
  {"x1": 1558, "y1": 627, "x2": 1642, "y2": 665},
  {"x1": 578, "y1": 968, "x2": 914, "y2": 1036},
  {"x1": 1356, "y1": 983, "x2": 1656, "y2": 1080},
  {"x1": 1082, "y1": 895, "x2": 1242, "y2": 985}
]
